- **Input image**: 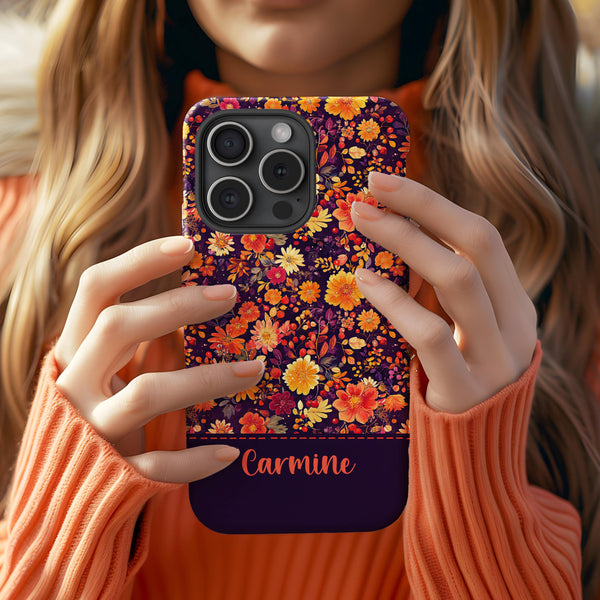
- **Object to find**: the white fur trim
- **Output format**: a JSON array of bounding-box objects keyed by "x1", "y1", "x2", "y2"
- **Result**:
[{"x1": 0, "y1": 13, "x2": 46, "y2": 177}]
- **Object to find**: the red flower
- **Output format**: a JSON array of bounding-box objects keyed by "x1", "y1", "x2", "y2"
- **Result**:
[
  {"x1": 268, "y1": 391, "x2": 295, "y2": 416},
  {"x1": 332, "y1": 190, "x2": 377, "y2": 232},
  {"x1": 239, "y1": 411, "x2": 267, "y2": 434},
  {"x1": 333, "y1": 383, "x2": 378, "y2": 424},
  {"x1": 219, "y1": 97, "x2": 240, "y2": 110},
  {"x1": 266, "y1": 266, "x2": 287, "y2": 285},
  {"x1": 241, "y1": 234, "x2": 267, "y2": 253}
]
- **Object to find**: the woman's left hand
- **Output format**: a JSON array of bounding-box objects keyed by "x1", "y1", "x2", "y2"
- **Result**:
[{"x1": 352, "y1": 171, "x2": 538, "y2": 413}]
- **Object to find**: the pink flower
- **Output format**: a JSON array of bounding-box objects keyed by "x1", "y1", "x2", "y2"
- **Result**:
[{"x1": 219, "y1": 98, "x2": 240, "y2": 110}]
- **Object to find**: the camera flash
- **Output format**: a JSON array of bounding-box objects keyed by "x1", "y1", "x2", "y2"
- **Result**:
[{"x1": 271, "y1": 122, "x2": 292, "y2": 143}]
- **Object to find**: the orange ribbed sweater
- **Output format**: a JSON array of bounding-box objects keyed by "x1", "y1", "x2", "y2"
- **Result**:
[{"x1": 0, "y1": 73, "x2": 592, "y2": 599}]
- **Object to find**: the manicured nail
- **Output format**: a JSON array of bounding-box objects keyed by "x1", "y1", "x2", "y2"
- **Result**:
[
  {"x1": 202, "y1": 284, "x2": 237, "y2": 301},
  {"x1": 351, "y1": 201, "x2": 385, "y2": 221},
  {"x1": 231, "y1": 360, "x2": 265, "y2": 378},
  {"x1": 355, "y1": 268, "x2": 381, "y2": 286},
  {"x1": 160, "y1": 236, "x2": 194, "y2": 256},
  {"x1": 214, "y1": 446, "x2": 240, "y2": 463},
  {"x1": 368, "y1": 170, "x2": 404, "y2": 191}
]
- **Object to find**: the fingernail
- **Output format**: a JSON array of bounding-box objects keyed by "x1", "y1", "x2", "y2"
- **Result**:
[
  {"x1": 355, "y1": 268, "x2": 381, "y2": 286},
  {"x1": 351, "y1": 201, "x2": 384, "y2": 221},
  {"x1": 231, "y1": 360, "x2": 265, "y2": 378},
  {"x1": 202, "y1": 284, "x2": 237, "y2": 301},
  {"x1": 214, "y1": 446, "x2": 240, "y2": 463},
  {"x1": 368, "y1": 170, "x2": 403, "y2": 191},
  {"x1": 160, "y1": 236, "x2": 194, "y2": 256}
]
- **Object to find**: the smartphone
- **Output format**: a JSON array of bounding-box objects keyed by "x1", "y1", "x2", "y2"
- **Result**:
[{"x1": 182, "y1": 96, "x2": 411, "y2": 534}]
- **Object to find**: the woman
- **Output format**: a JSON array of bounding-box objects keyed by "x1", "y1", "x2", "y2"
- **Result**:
[{"x1": 1, "y1": 0, "x2": 599, "y2": 597}]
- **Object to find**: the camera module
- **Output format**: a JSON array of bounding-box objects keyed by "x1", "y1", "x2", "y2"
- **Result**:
[
  {"x1": 207, "y1": 121, "x2": 253, "y2": 166},
  {"x1": 259, "y1": 149, "x2": 305, "y2": 194},
  {"x1": 207, "y1": 177, "x2": 253, "y2": 222}
]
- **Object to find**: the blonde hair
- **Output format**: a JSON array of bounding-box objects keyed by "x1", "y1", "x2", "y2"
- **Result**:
[{"x1": 1, "y1": 0, "x2": 599, "y2": 596}]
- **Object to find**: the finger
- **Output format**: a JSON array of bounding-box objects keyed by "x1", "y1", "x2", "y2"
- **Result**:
[
  {"x1": 366, "y1": 172, "x2": 531, "y2": 334},
  {"x1": 125, "y1": 445, "x2": 241, "y2": 483},
  {"x1": 352, "y1": 201, "x2": 507, "y2": 361},
  {"x1": 355, "y1": 268, "x2": 481, "y2": 412},
  {"x1": 61, "y1": 284, "x2": 237, "y2": 399},
  {"x1": 56, "y1": 236, "x2": 195, "y2": 369},
  {"x1": 91, "y1": 360, "x2": 265, "y2": 441}
]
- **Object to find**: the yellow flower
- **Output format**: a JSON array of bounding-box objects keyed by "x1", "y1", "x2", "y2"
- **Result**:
[
  {"x1": 298, "y1": 281, "x2": 320, "y2": 304},
  {"x1": 207, "y1": 232, "x2": 234, "y2": 256},
  {"x1": 275, "y1": 245, "x2": 305, "y2": 274},
  {"x1": 264, "y1": 289, "x2": 282, "y2": 305},
  {"x1": 357, "y1": 309, "x2": 380, "y2": 332},
  {"x1": 298, "y1": 97, "x2": 321, "y2": 113},
  {"x1": 348, "y1": 146, "x2": 366, "y2": 159},
  {"x1": 324, "y1": 97, "x2": 367, "y2": 120},
  {"x1": 208, "y1": 419, "x2": 234, "y2": 434},
  {"x1": 357, "y1": 118, "x2": 380, "y2": 142},
  {"x1": 325, "y1": 271, "x2": 363, "y2": 311},
  {"x1": 283, "y1": 355, "x2": 320, "y2": 395}
]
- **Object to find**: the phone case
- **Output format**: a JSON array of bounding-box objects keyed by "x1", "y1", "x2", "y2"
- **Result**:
[{"x1": 182, "y1": 96, "x2": 411, "y2": 534}]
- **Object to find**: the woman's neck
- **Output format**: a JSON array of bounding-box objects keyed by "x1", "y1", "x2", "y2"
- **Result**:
[{"x1": 215, "y1": 28, "x2": 401, "y2": 97}]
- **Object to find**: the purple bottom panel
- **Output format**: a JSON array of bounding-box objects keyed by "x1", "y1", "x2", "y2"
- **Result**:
[{"x1": 188, "y1": 437, "x2": 409, "y2": 534}]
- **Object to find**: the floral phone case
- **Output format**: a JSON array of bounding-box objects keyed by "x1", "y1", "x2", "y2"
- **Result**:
[{"x1": 182, "y1": 96, "x2": 411, "y2": 534}]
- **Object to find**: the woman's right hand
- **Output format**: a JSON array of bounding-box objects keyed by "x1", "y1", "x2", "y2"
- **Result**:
[{"x1": 54, "y1": 236, "x2": 263, "y2": 483}]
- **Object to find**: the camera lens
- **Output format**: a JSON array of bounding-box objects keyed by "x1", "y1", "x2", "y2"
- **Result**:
[
  {"x1": 259, "y1": 149, "x2": 305, "y2": 194},
  {"x1": 207, "y1": 121, "x2": 253, "y2": 166},
  {"x1": 207, "y1": 177, "x2": 253, "y2": 222}
]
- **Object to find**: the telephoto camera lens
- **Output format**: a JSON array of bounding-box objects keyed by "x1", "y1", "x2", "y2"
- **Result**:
[
  {"x1": 207, "y1": 177, "x2": 253, "y2": 222},
  {"x1": 259, "y1": 149, "x2": 305, "y2": 194},
  {"x1": 207, "y1": 122, "x2": 253, "y2": 166}
]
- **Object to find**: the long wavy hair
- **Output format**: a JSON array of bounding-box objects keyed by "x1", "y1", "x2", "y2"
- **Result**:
[{"x1": 1, "y1": 0, "x2": 599, "y2": 596}]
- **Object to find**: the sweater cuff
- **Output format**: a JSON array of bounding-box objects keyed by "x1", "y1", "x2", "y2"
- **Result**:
[
  {"x1": 403, "y1": 341, "x2": 582, "y2": 598},
  {"x1": 3, "y1": 349, "x2": 180, "y2": 597}
]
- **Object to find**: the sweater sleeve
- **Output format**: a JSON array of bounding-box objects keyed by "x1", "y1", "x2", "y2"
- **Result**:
[
  {"x1": 403, "y1": 341, "x2": 583, "y2": 599},
  {"x1": 0, "y1": 349, "x2": 181, "y2": 599}
]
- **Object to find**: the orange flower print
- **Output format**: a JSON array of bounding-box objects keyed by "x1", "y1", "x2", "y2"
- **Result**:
[
  {"x1": 241, "y1": 234, "x2": 267, "y2": 254},
  {"x1": 188, "y1": 252, "x2": 215, "y2": 277},
  {"x1": 333, "y1": 382, "x2": 378, "y2": 424},
  {"x1": 238, "y1": 301, "x2": 260, "y2": 323},
  {"x1": 251, "y1": 315, "x2": 284, "y2": 352},
  {"x1": 383, "y1": 394, "x2": 407, "y2": 412},
  {"x1": 298, "y1": 97, "x2": 321, "y2": 113},
  {"x1": 332, "y1": 190, "x2": 377, "y2": 232},
  {"x1": 357, "y1": 309, "x2": 380, "y2": 332},
  {"x1": 299, "y1": 280, "x2": 320, "y2": 304},
  {"x1": 208, "y1": 419, "x2": 234, "y2": 433},
  {"x1": 207, "y1": 232, "x2": 234, "y2": 256},
  {"x1": 357, "y1": 118, "x2": 380, "y2": 142},
  {"x1": 264, "y1": 288, "x2": 282, "y2": 305},
  {"x1": 226, "y1": 317, "x2": 248, "y2": 337},
  {"x1": 264, "y1": 98, "x2": 283, "y2": 109},
  {"x1": 239, "y1": 411, "x2": 267, "y2": 434},
  {"x1": 208, "y1": 326, "x2": 245, "y2": 355},
  {"x1": 283, "y1": 355, "x2": 320, "y2": 395},
  {"x1": 195, "y1": 399, "x2": 217, "y2": 412},
  {"x1": 325, "y1": 271, "x2": 363, "y2": 311},
  {"x1": 324, "y1": 96, "x2": 367, "y2": 121},
  {"x1": 375, "y1": 250, "x2": 394, "y2": 269}
]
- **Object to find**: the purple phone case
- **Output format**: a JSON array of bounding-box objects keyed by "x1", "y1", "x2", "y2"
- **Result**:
[{"x1": 182, "y1": 96, "x2": 411, "y2": 534}]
